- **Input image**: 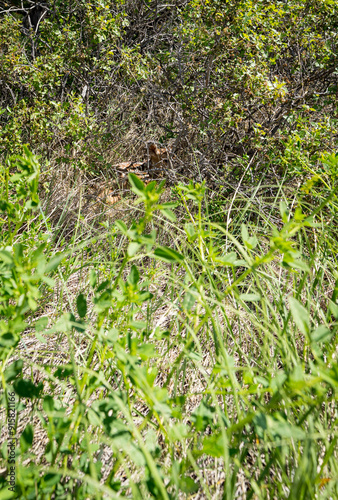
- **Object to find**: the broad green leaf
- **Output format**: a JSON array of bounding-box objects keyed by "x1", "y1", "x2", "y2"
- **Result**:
[
  {"x1": 239, "y1": 293, "x2": 261, "y2": 302},
  {"x1": 35, "y1": 316, "x2": 49, "y2": 332},
  {"x1": 128, "y1": 265, "x2": 139, "y2": 285},
  {"x1": 89, "y1": 269, "x2": 97, "y2": 288},
  {"x1": 160, "y1": 208, "x2": 176, "y2": 222},
  {"x1": 191, "y1": 401, "x2": 215, "y2": 432},
  {"x1": 127, "y1": 242, "x2": 141, "y2": 256},
  {"x1": 45, "y1": 252, "x2": 65, "y2": 273},
  {"x1": 76, "y1": 293, "x2": 87, "y2": 318},
  {"x1": 280, "y1": 200, "x2": 289, "y2": 223},
  {"x1": 138, "y1": 290, "x2": 153, "y2": 302},
  {"x1": 241, "y1": 224, "x2": 257, "y2": 248},
  {"x1": 202, "y1": 433, "x2": 226, "y2": 458},
  {"x1": 43, "y1": 395, "x2": 55, "y2": 413},
  {"x1": 87, "y1": 408, "x2": 102, "y2": 426},
  {"x1": 0, "y1": 250, "x2": 13, "y2": 264},
  {"x1": 311, "y1": 325, "x2": 332, "y2": 344},
  {"x1": 216, "y1": 251, "x2": 237, "y2": 265},
  {"x1": 4, "y1": 359, "x2": 23, "y2": 383},
  {"x1": 145, "y1": 180, "x2": 157, "y2": 192},
  {"x1": 115, "y1": 219, "x2": 128, "y2": 234},
  {"x1": 183, "y1": 289, "x2": 196, "y2": 311},
  {"x1": 137, "y1": 343, "x2": 155, "y2": 360},
  {"x1": 20, "y1": 424, "x2": 34, "y2": 452},
  {"x1": 41, "y1": 474, "x2": 62, "y2": 488},
  {"x1": 13, "y1": 379, "x2": 43, "y2": 399},
  {"x1": 129, "y1": 320, "x2": 147, "y2": 330},
  {"x1": 254, "y1": 412, "x2": 306, "y2": 440},
  {"x1": 289, "y1": 297, "x2": 310, "y2": 336},
  {"x1": 128, "y1": 172, "x2": 145, "y2": 193},
  {"x1": 32, "y1": 243, "x2": 47, "y2": 261},
  {"x1": 184, "y1": 222, "x2": 197, "y2": 242},
  {"x1": 0, "y1": 488, "x2": 16, "y2": 499},
  {"x1": 0, "y1": 333, "x2": 20, "y2": 349},
  {"x1": 179, "y1": 476, "x2": 199, "y2": 494},
  {"x1": 167, "y1": 423, "x2": 189, "y2": 442},
  {"x1": 329, "y1": 300, "x2": 338, "y2": 319}
]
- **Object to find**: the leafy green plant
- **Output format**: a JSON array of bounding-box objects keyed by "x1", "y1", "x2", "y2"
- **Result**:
[{"x1": 1, "y1": 167, "x2": 337, "y2": 498}]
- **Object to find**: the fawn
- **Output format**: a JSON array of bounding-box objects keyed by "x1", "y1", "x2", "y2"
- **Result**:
[{"x1": 95, "y1": 142, "x2": 168, "y2": 205}]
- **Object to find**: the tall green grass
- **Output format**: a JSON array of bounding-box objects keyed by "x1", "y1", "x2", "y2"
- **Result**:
[{"x1": 1, "y1": 150, "x2": 337, "y2": 499}]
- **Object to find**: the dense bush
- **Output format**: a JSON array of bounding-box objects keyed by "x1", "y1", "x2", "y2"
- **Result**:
[{"x1": 1, "y1": 0, "x2": 337, "y2": 177}]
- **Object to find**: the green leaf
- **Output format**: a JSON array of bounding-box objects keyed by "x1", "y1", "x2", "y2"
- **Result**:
[
  {"x1": 138, "y1": 291, "x2": 153, "y2": 302},
  {"x1": 127, "y1": 242, "x2": 141, "y2": 256},
  {"x1": 216, "y1": 251, "x2": 237, "y2": 265},
  {"x1": 4, "y1": 359, "x2": 23, "y2": 383},
  {"x1": 137, "y1": 343, "x2": 155, "y2": 360},
  {"x1": 187, "y1": 351, "x2": 202, "y2": 362},
  {"x1": 115, "y1": 219, "x2": 128, "y2": 234},
  {"x1": 241, "y1": 224, "x2": 258, "y2": 250},
  {"x1": 87, "y1": 408, "x2": 102, "y2": 427},
  {"x1": 41, "y1": 473, "x2": 62, "y2": 488},
  {"x1": 184, "y1": 222, "x2": 197, "y2": 242},
  {"x1": 239, "y1": 293, "x2": 261, "y2": 302},
  {"x1": 43, "y1": 395, "x2": 55, "y2": 413},
  {"x1": 54, "y1": 365, "x2": 73, "y2": 380},
  {"x1": 202, "y1": 433, "x2": 226, "y2": 458},
  {"x1": 0, "y1": 250, "x2": 14, "y2": 264},
  {"x1": 191, "y1": 401, "x2": 215, "y2": 432},
  {"x1": 311, "y1": 325, "x2": 332, "y2": 344},
  {"x1": 13, "y1": 379, "x2": 43, "y2": 399},
  {"x1": 154, "y1": 246, "x2": 184, "y2": 263},
  {"x1": 280, "y1": 201, "x2": 289, "y2": 223},
  {"x1": 145, "y1": 180, "x2": 157, "y2": 192},
  {"x1": 254, "y1": 412, "x2": 306, "y2": 440},
  {"x1": 128, "y1": 265, "x2": 139, "y2": 285},
  {"x1": 283, "y1": 257, "x2": 310, "y2": 272},
  {"x1": 54, "y1": 313, "x2": 75, "y2": 332},
  {"x1": 35, "y1": 316, "x2": 49, "y2": 332},
  {"x1": 45, "y1": 252, "x2": 65, "y2": 273},
  {"x1": 129, "y1": 320, "x2": 147, "y2": 330},
  {"x1": 182, "y1": 289, "x2": 196, "y2": 311},
  {"x1": 241, "y1": 224, "x2": 249, "y2": 244},
  {"x1": 289, "y1": 297, "x2": 310, "y2": 336},
  {"x1": 329, "y1": 300, "x2": 338, "y2": 319},
  {"x1": 41, "y1": 276, "x2": 55, "y2": 287},
  {"x1": 0, "y1": 333, "x2": 20, "y2": 349},
  {"x1": 160, "y1": 208, "x2": 176, "y2": 222},
  {"x1": 32, "y1": 243, "x2": 47, "y2": 261},
  {"x1": 35, "y1": 332, "x2": 47, "y2": 343},
  {"x1": 76, "y1": 293, "x2": 87, "y2": 318},
  {"x1": 89, "y1": 269, "x2": 97, "y2": 288},
  {"x1": 167, "y1": 423, "x2": 189, "y2": 441},
  {"x1": 104, "y1": 328, "x2": 119, "y2": 344},
  {"x1": 0, "y1": 488, "x2": 16, "y2": 499},
  {"x1": 96, "y1": 280, "x2": 109, "y2": 293},
  {"x1": 128, "y1": 172, "x2": 145, "y2": 194},
  {"x1": 161, "y1": 202, "x2": 178, "y2": 209},
  {"x1": 179, "y1": 476, "x2": 199, "y2": 494},
  {"x1": 20, "y1": 424, "x2": 34, "y2": 452}
]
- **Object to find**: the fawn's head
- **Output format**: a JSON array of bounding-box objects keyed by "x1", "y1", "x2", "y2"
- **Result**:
[{"x1": 148, "y1": 142, "x2": 168, "y2": 167}]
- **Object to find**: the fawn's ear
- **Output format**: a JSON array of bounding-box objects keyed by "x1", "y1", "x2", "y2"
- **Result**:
[{"x1": 148, "y1": 142, "x2": 157, "y2": 152}]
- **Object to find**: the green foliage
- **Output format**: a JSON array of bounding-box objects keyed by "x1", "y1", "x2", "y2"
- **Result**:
[
  {"x1": 1, "y1": 158, "x2": 337, "y2": 497},
  {"x1": 0, "y1": 149, "x2": 64, "y2": 356},
  {"x1": 1, "y1": 0, "x2": 338, "y2": 497}
]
